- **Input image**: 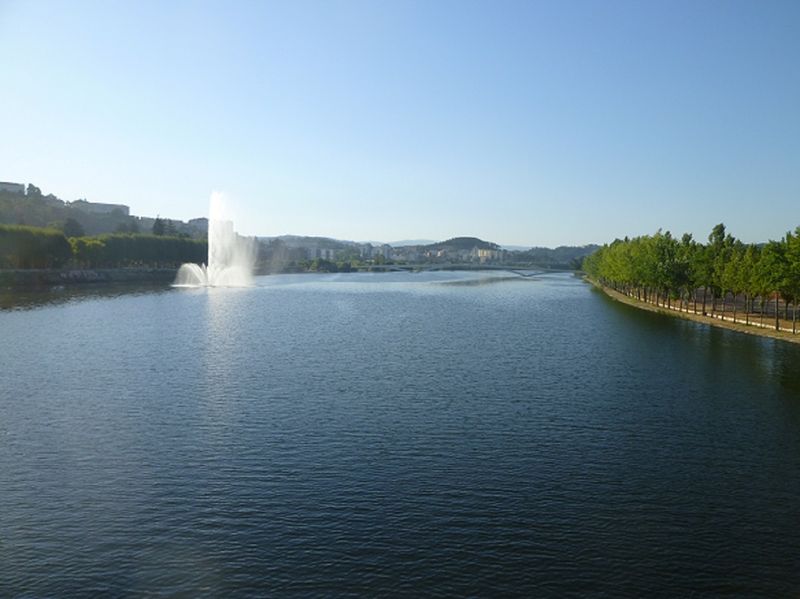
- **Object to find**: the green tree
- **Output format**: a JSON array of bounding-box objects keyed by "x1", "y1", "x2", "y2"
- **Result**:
[
  {"x1": 678, "y1": 233, "x2": 697, "y2": 311},
  {"x1": 721, "y1": 242, "x2": 745, "y2": 322},
  {"x1": 152, "y1": 217, "x2": 166, "y2": 236},
  {"x1": 740, "y1": 244, "x2": 760, "y2": 325},
  {"x1": 0, "y1": 224, "x2": 71, "y2": 268},
  {"x1": 755, "y1": 241, "x2": 786, "y2": 330},
  {"x1": 784, "y1": 229, "x2": 800, "y2": 332},
  {"x1": 115, "y1": 219, "x2": 140, "y2": 234},
  {"x1": 62, "y1": 217, "x2": 85, "y2": 238},
  {"x1": 164, "y1": 219, "x2": 177, "y2": 236},
  {"x1": 706, "y1": 223, "x2": 733, "y2": 317}
]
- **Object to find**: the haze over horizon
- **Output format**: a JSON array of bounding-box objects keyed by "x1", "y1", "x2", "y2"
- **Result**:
[{"x1": 1, "y1": 0, "x2": 798, "y2": 247}]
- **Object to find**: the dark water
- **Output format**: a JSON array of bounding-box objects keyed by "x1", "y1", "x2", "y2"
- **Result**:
[{"x1": 2, "y1": 271, "x2": 800, "y2": 597}]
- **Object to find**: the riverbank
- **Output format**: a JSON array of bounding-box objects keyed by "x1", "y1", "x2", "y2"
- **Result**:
[
  {"x1": 587, "y1": 277, "x2": 800, "y2": 346},
  {"x1": 0, "y1": 268, "x2": 178, "y2": 288}
]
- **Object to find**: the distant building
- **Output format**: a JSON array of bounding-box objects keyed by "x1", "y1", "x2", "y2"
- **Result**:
[
  {"x1": 70, "y1": 199, "x2": 130, "y2": 216},
  {"x1": 306, "y1": 247, "x2": 338, "y2": 261},
  {"x1": 188, "y1": 218, "x2": 209, "y2": 233},
  {"x1": 402, "y1": 247, "x2": 422, "y2": 262},
  {"x1": 0, "y1": 181, "x2": 25, "y2": 194},
  {"x1": 472, "y1": 247, "x2": 505, "y2": 263}
]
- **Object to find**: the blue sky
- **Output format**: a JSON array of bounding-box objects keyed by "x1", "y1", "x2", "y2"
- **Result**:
[{"x1": 1, "y1": 0, "x2": 798, "y2": 246}]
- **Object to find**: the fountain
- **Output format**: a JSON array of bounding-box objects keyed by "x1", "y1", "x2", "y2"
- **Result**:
[{"x1": 173, "y1": 192, "x2": 256, "y2": 287}]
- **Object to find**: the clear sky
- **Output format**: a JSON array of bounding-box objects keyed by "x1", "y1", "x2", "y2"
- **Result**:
[{"x1": 1, "y1": 0, "x2": 798, "y2": 246}]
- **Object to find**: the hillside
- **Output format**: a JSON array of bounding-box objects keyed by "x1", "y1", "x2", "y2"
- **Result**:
[
  {"x1": 513, "y1": 245, "x2": 600, "y2": 269},
  {"x1": 0, "y1": 186, "x2": 205, "y2": 238},
  {"x1": 424, "y1": 237, "x2": 500, "y2": 251}
]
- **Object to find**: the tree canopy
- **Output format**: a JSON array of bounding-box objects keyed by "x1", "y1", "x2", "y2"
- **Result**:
[
  {"x1": 1, "y1": 224, "x2": 206, "y2": 269},
  {"x1": 584, "y1": 223, "x2": 800, "y2": 331}
]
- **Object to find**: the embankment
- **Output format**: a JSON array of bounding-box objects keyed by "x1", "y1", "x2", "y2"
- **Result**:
[
  {"x1": 586, "y1": 277, "x2": 800, "y2": 346},
  {"x1": 0, "y1": 268, "x2": 178, "y2": 288}
]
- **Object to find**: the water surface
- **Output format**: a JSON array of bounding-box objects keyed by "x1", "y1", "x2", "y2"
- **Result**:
[{"x1": 2, "y1": 271, "x2": 800, "y2": 596}]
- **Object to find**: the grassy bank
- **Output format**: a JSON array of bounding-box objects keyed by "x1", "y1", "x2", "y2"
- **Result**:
[{"x1": 586, "y1": 276, "x2": 800, "y2": 346}]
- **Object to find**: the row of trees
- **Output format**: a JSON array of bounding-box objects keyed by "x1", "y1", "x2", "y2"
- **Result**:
[
  {"x1": 0, "y1": 225, "x2": 72, "y2": 268},
  {"x1": 583, "y1": 224, "x2": 800, "y2": 333},
  {"x1": 70, "y1": 233, "x2": 207, "y2": 268},
  {"x1": 0, "y1": 224, "x2": 207, "y2": 269}
]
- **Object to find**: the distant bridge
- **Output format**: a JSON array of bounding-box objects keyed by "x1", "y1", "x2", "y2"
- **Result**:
[{"x1": 358, "y1": 263, "x2": 571, "y2": 276}]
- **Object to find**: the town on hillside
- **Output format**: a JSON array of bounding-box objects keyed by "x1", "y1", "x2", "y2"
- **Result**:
[{"x1": 0, "y1": 181, "x2": 597, "y2": 270}]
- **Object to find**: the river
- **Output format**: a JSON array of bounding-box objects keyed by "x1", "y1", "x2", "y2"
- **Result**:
[{"x1": 2, "y1": 271, "x2": 799, "y2": 596}]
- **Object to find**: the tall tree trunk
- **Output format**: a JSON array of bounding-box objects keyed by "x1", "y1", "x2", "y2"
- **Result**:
[
  {"x1": 794, "y1": 298, "x2": 797, "y2": 334},
  {"x1": 721, "y1": 292, "x2": 727, "y2": 321},
  {"x1": 760, "y1": 298, "x2": 765, "y2": 327},
  {"x1": 702, "y1": 288, "x2": 707, "y2": 316},
  {"x1": 775, "y1": 292, "x2": 780, "y2": 331},
  {"x1": 745, "y1": 294, "x2": 750, "y2": 325},
  {"x1": 733, "y1": 292, "x2": 737, "y2": 324}
]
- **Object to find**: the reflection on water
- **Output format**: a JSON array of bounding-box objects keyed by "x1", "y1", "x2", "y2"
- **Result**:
[
  {"x1": 0, "y1": 282, "x2": 174, "y2": 311},
  {"x1": 438, "y1": 274, "x2": 539, "y2": 286},
  {"x1": 1, "y1": 270, "x2": 536, "y2": 310},
  {"x1": 593, "y1": 286, "x2": 800, "y2": 395},
  {"x1": 201, "y1": 288, "x2": 252, "y2": 424}
]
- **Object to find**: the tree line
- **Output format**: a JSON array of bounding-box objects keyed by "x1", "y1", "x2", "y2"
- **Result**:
[
  {"x1": 583, "y1": 224, "x2": 800, "y2": 333},
  {"x1": 0, "y1": 224, "x2": 207, "y2": 269}
]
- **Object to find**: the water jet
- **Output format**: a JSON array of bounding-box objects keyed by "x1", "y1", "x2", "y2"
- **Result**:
[{"x1": 174, "y1": 192, "x2": 255, "y2": 287}]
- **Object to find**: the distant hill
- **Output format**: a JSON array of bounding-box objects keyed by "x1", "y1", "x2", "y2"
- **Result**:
[
  {"x1": 424, "y1": 237, "x2": 499, "y2": 251},
  {"x1": 256, "y1": 234, "x2": 598, "y2": 270},
  {"x1": 388, "y1": 239, "x2": 437, "y2": 247},
  {"x1": 258, "y1": 235, "x2": 352, "y2": 250},
  {"x1": 512, "y1": 244, "x2": 600, "y2": 269}
]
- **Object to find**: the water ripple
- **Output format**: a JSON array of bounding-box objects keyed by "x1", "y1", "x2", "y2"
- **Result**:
[{"x1": 2, "y1": 273, "x2": 800, "y2": 596}]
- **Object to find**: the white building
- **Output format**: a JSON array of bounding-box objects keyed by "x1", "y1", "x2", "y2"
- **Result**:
[
  {"x1": 188, "y1": 218, "x2": 209, "y2": 233},
  {"x1": 0, "y1": 181, "x2": 25, "y2": 194},
  {"x1": 70, "y1": 199, "x2": 130, "y2": 216},
  {"x1": 306, "y1": 247, "x2": 338, "y2": 261}
]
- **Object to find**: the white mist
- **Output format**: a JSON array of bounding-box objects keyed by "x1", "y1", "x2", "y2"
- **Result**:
[{"x1": 174, "y1": 192, "x2": 255, "y2": 287}]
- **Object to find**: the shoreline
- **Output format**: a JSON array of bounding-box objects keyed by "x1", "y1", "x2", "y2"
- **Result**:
[
  {"x1": 0, "y1": 268, "x2": 178, "y2": 288},
  {"x1": 586, "y1": 277, "x2": 800, "y2": 346}
]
